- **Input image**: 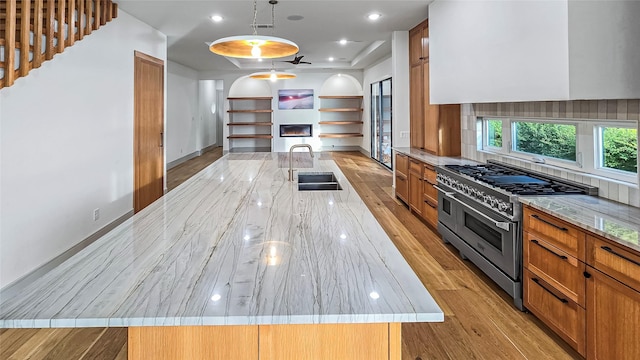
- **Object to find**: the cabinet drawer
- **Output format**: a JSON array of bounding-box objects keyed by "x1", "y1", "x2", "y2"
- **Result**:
[
  {"x1": 423, "y1": 164, "x2": 437, "y2": 184},
  {"x1": 587, "y1": 235, "x2": 640, "y2": 293},
  {"x1": 409, "y1": 159, "x2": 423, "y2": 175},
  {"x1": 423, "y1": 196, "x2": 438, "y2": 228},
  {"x1": 423, "y1": 178, "x2": 437, "y2": 201},
  {"x1": 524, "y1": 232, "x2": 586, "y2": 306},
  {"x1": 523, "y1": 269, "x2": 586, "y2": 356},
  {"x1": 523, "y1": 207, "x2": 584, "y2": 259},
  {"x1": 395, "y1": 154, "x2": 408, "y2": 177}
]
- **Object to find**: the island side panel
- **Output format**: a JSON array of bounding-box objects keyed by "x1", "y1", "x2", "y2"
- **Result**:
[
  {"x1": 258, "y1": 323, "x2": 397, "y2": 360},
  {"x1": 128, "y1": 323, "x2": 401, "y2": 359},
  {"x1": 128, "y1": 326, "x2": 258, "y2": 360}
]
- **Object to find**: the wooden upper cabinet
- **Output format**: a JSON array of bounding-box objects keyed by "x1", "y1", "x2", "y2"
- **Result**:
[
  {"x1": 409, "y1": 20, "x2": 429, "y2": 66},
  {"x1": 408, "y1": 18, "x2": 460, "y2": 156}
]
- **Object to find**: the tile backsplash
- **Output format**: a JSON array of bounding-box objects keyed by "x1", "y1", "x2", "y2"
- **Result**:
[{"x1": 460, "y1": 99, "x2": 640, "y2": 208}]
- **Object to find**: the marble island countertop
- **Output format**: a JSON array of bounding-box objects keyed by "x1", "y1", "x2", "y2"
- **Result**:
[
  {"x1": 0, "y1": 153, "x2": 443, "y2": 328},
  {"x1": 520, "y1": 195, "x2": 640, "y2": 253}
]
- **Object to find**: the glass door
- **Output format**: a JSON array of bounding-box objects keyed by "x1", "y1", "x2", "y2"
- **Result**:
[{"x1": 370, "y1": 78, "x2": 392, "y2": 169}]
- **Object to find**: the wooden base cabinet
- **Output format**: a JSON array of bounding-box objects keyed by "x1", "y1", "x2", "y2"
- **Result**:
[
  {"x1": 408, "y1": 160, "x2": 424, "y2": 217},
  {"x1": 524, "y1": 205, "x2": 640, "y2": 359},
  {"x1": 395, "y1": 153, "x2": 408, "y2": 203},
  {"x1": 586, "y1": 235, "x2": 640, "y2": 360}
]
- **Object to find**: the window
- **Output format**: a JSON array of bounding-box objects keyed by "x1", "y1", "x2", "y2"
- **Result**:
[
  {"x1": 486, "y1": 119, "x2": 503, "y2": 148},
  {"x1": 479, "y1": 117, "x2": 639, "y2": 184},
  {"x1": 597, "y1": 125, "x2": 638, "y2": 174},
  {"x1": 513, "y1": 121, "x2": 576, "y2": 162}
]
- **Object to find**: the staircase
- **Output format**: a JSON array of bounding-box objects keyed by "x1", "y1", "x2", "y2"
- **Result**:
[{"x1": 0, "y1": 0, "x2": 117, "y2": 89}]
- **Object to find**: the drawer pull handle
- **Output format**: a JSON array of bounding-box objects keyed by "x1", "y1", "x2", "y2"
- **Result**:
[
  {"x1": 531, "y1": 214, "x2": 568, "y2": 232},
  {"x1": 601, "y1": 246, "x2": 640, "y2": 267},
  {"x1": 532, "y1": 278, "x2": 568, "y2": 304},
  {"x1": 531, "y1": 239, "x2": 568, "y2": 260},
  {"x1": 425, "y1": 179, "x2": 436, "y2": 186}
]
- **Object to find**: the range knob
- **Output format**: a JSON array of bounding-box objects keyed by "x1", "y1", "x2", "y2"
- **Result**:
[{"x1": 498, "y1": 202, "x2": 509, "y2": 212}]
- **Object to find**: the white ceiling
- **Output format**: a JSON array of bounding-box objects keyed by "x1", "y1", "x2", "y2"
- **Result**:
[{"x1": 115, "y1": 0, "x2": 432, "y2": 72}]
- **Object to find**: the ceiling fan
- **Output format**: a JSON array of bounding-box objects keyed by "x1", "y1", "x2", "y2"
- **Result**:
[{"x1": 280, "y1": 54, "x2": 311, "y2": 65}]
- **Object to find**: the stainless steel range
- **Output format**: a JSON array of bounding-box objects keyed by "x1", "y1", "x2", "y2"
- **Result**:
[{"x1": 435, "y1": 160, "x2": 597, "y2": 310}]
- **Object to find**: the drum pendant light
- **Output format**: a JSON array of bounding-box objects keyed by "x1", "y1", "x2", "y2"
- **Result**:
[{"x1": 209, "y1": 0, "x2": 299, "y2": 59}]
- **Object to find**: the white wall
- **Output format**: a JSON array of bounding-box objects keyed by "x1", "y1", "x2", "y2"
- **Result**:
[
  {"x1": 0, "y1": 12, "x2": 166, "y2": 288},
  {"x1": 568, "y1": 1, "x2": 640, "y2": 99},
  {"x1": 429, "y1": 0, "x2": 570, "y2": 104},
  {"x1": 363, "y1": 57, "x2": 393, "y2": 155},
  {"x1": 198, "y1": 80, "x2": 218, "y2": 151},
  {"x1": 167, "y1": 61, "x2": 199, "y2": 163}
]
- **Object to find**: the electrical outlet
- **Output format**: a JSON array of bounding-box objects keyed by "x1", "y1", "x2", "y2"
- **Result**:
[{"x1": 93, "y1": 208, "x2": 100, "y2": 221}]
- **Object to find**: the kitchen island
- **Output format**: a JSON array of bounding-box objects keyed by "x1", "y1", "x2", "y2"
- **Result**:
[{"x1": 0, "y1": 153, "x2": 443, "y2": 359}]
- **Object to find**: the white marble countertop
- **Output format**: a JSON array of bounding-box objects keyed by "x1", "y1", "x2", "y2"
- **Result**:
[
  {"x1": 0, "y1": 153, "x2": 443, "y2": 328},
  {"x1": 393, "y1": 147, "x2": 480, "y2": 167},
  {"x1": 520, "y1": 195, "x2": 640, "y2": 253}
]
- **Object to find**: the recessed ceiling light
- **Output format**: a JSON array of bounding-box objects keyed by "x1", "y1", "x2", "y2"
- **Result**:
[
  {"x1": 339, "y1": 39, "x2": 348, "y2": 45},
  {"x1": 328, "y1": 57, "x2": 334, "y2": 62},
  {"x1": 210, "y1": 15, "x2": 223, "y2": 22},
  {"x1": 367, "y1": 13, "x2": 381, "y2": 21}
]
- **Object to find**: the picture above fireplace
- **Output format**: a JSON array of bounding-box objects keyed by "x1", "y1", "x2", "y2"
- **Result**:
[{"x1": 280, "y1": 124, "x2": 313, "y2": 137}]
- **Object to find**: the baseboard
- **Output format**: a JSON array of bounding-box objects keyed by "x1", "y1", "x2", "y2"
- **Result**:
[
  {"x1": 199, "y1": 143, "x2": 218, "y2": 154},
  {"x1": 0, "y1": 210, "x2": 135, "y2": 298},
  {"x1": 358, "y1": 147, "x2": 371, "y2": 158},
  {"x1": 167, "y1": 151, "x2": 199, "y2": 170}
]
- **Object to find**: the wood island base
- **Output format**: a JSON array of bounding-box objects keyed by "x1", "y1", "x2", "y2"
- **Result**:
[{"x1": 128, "y1": 323, "x2": 401, "y2": 360}]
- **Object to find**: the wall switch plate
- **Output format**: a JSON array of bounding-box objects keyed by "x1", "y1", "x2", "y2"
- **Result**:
[
  {"x1": 93, "y1": 208, "x2": 100, "y2": 221},
  {"x1": 400, "y1": 131, "x2": 409, "y2": 138}
]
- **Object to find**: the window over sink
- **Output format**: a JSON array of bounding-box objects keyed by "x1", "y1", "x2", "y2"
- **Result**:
[{"x1": 479, "y1": 117, "x2": 638, "y2": 184}]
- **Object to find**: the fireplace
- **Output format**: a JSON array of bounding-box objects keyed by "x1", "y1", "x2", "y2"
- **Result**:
[{"x1": 280, "y1": 124, "x2": 313, "y2": 137}]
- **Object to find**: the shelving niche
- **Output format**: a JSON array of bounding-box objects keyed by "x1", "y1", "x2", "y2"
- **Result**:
[
  {"x1": 227, "y1": 97, "x2": 273, "y2": 152},
  {"x1": 318, "y1": 95, "x2": 364, "y2": 138}
]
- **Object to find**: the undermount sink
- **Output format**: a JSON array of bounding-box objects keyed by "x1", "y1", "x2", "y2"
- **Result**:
[{"x1": 298, "y1": 172, "x2": 342, "y2": 191}]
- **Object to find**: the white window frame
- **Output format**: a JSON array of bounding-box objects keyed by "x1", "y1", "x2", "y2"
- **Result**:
[{"x1": 479, "y1": 117, "x2": 638, "y2": 184}]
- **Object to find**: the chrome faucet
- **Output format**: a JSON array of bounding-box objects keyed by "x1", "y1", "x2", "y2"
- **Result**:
[{"x1": 289, "y1": 144, "x2": 314, "y2": 181}]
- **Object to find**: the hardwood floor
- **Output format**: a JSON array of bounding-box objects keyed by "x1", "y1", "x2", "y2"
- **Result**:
[
  {"x1": 166, "y1": 147, "x2": 223, "y2": 191},
  {"x1": 0, "y1": 151, "x2": 581, "y2": 360}
]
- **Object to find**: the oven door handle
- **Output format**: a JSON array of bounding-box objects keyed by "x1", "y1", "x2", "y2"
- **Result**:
[
  {"x1": 437, "y1": 188, "x2": 511, "y2": 232},
  {"x1": 434, "y1": 185, "x2": 456, "y2": 197}
]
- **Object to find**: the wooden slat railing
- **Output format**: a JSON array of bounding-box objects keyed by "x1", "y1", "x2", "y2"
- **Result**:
[{"x1": 0, "y1": 0, "x2": 118, "y2": 89}]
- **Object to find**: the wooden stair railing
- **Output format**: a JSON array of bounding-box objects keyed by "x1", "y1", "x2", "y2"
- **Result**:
[{"x1": 0, "y1": 0, "x2": 118, "y2": 89}]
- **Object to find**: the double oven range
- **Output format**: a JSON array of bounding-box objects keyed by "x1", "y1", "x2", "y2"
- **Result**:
[{"x1": 435, "y1": 160, "x2": 597, "y2": 310}]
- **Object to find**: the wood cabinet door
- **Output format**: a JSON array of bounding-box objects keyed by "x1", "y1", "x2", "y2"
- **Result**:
[
  {"x1": 409, "y1": 26, "x2": 423, "y2": 66},
  {"x1": 409, "y1": 64, "x2": 424, "y2": 149},
  {"x1": 587, "y1": 268, "x2": 640, "y2": 359},
  {"x1": 408, "y1": 170, "x2": 423, "y2": 217},
  {"x1": 422, "y1": 61, "x2": 438, "y2": 154}
]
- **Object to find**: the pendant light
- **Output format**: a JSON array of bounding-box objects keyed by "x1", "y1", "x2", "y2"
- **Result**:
[
  {"x1": 250, "y1": 68, "x2": 296, "y2": 81},
  {"x1": 209, "y1": 0, "x2": 299, "y2": 59}
]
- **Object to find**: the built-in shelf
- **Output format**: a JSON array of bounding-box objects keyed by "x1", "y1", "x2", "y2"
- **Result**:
[
  {"x1": 228, "y1": 109, "x2": 273, "y2": 113},
  {"x1": 227, "y1": 122, "x2": 273, "y2": 126},
  {"x1": 318, "y1": 121, "x2": 364, "y2": 125},
  {"x1": 227, "y1": 97, "x2": 273, "y2": 152},
  {"x1": 318, "y1": 108, "x2": 363, "y2": 112},
  {"x1": 318, "y1": 95, "x2": 364, "y2": 138},
  {"x1": 318, "y1": 133, "x2": 364, "y2": 138},
  {"x1": 227, "y1": 134, "x2": 274, "y2": 139}
]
